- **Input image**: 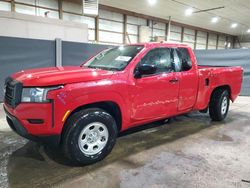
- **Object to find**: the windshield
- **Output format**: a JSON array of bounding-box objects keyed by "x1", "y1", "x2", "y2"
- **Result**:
[{"x1": 83, "y1": 45, "x2": 144, "y2": 71}]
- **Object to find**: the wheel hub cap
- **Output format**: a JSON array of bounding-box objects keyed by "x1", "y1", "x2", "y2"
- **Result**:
[
  {"x1": 78, "y1": 122, "x2": 109, "y2": 156},
  {"x1": 221, "y1": 96, "x2": 228, "y2": 115}
]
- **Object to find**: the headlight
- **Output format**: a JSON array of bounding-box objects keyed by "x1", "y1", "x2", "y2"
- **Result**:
[{"x1": 21, "y1": 86, "x2": 62, "y2": 103}]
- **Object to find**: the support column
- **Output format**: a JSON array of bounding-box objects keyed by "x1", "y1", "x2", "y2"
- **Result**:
[
  {"x1": 95, "y1": 16, "x2": 99, "y2": 42},
  {"x1": 181, "y1": 27, "x2": 184, "y2": 43},
  {"x1": 58, "y1": 0, "x2": 63, "y2": 20},
  {"x1": 55, "y1": 38, "x2": 62, "y2": 67},
  {"x1": 194, "y1": 30, "x2": 198, "y2": 49},
  {"x1": 206, "y1": 32, "x2": 209, "y2": 50},
  {"x1": 166, "y1": 16, "x2": 171, "y2": 41},
  {"x1": 123, "y1": 14, "x2": 127, "y2": 44},
  {"x1": 11, "y1": 0, "x2": 15, "y2": 12},
  {"x1": 216, "y1": 34, "x2": 219, "y2": 49}
]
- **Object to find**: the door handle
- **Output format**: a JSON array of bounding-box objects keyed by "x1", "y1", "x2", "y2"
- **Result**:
[{"x1": 169, "y1": 78, "x2": 179, "y2": 83}]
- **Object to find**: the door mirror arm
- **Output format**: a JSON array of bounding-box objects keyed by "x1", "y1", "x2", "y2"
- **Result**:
[{"x1": 134, "y1": 68, "x2": 142, "y2": 79}]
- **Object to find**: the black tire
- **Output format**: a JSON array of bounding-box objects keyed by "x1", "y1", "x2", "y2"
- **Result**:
[
  {"x1": 209, "y1": 89, "x2": 230, "y2": 121},
  {"x1": 62, "y1": 108, "x2": 118, "y2": 165}
]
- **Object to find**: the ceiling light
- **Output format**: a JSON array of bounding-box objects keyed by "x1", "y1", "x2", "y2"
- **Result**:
[
  {"x1": 148, "y1": 0, "x2": 157, "y2": 5},
  {"x1": 211, "y1": 17, "x2": 219, "y2": 23},
  {"x1": 185, "y1": 8, "x2": 193, "y2": 16},
  {"x1": 231, "y1": 23, "x2": 238, "y2": 28},
  {"x1": 247, "y1": 29, "x2": 250, "y2": 33}
]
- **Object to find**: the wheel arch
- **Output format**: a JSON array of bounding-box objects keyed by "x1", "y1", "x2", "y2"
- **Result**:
[
  {"x1": 210, "y1": 85, "x2": 231, "y2": 101},
  {"x1": 61, "y1": 101, "x2": 123, "y2": 140}
]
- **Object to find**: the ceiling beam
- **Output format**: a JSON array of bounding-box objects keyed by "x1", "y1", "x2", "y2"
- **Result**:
[{"x1": 193, "y1": 6, "x2": 225, "y2": 14}]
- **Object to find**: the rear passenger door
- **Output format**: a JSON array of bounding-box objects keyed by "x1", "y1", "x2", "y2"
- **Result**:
[{"x1": 175, "y1": 48, "x2": 199, "y2": 111}]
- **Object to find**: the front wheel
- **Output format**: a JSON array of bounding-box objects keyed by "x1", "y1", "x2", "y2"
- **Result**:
[
  {"x1": 209, "y1": 89, "x2": 230, "y2": 121},
  {"x1": 62, "y1": 108, "x2": 118, "y2": 165}
]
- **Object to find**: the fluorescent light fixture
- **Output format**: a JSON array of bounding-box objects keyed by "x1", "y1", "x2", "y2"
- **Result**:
[
  {"x1": 247, "y1": 29, "x2": 250, "y2": 33},
  {"x1": 148, "y1": 0, "x2": 157, "y2": 5},
  {"x1": 231, "y1": 23, "x2": 238, "y2": 28},
  {"x1": 211, "y1": 17, "x2": 219, "y2": 23},
  {"x1": 185, "y1": 8, "x2": 193, "y2": 16}
]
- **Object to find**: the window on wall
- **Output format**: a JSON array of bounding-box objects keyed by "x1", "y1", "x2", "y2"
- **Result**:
[
  {"x1": 15, "y1": 0, "x2": 59, "y2": 19},
  {"x1": 37, "y1": 9, "x2": 59, "y2": 19},
  {"x1": 226, "y1": 36, "x2": 233, "y2": 49},
  {"x1": 169, "y1": 25, "x2": 182, "y2": 42},
  {"x1": 126, "y1": 15, "x2": 146, "y2": 44},
  {"x1": 196, "y1": 31, "x2": 207, "y2": 49},
  {"x1": 15, "y1": 0, "x2": 35, "y2": 5},
  {"x1": 99, "y1": 31, "x2": 123, "y2": 44},
  {"x1": 38, "y1": 0, "x2": 58, "y2": 9},
  {"x1": 99, "y1": 9, "x2": 124, "y2": 44},
  {"x1": 152, "y1": 22, "x2": 166, "y2": 41},
  {"x1": 62, "y1": 0, "x2": 82, "y2": 14},
  {"x1": 208, "y1": 33, "x2": 217, "y2": 50},
  {"x1": 0, "y1": 1, "x2": 11, "y2": 11},
  {"x1": 15, "y1": 4, "x2": 36, "y2": 15},
  {"x1": 218, "y1": 35, "x2": 227, "y2": 49},
  {"x1": 99, "y1": 9, "x2": 123, "y2": 22},
  {"x1": 63, "y1": 13, "x2": 95, "y2": 41},
  {"x1": 183, "y1": 28, "x2": 195, "y2": 49},
  {"x1": 99, "y1": 19, "x2": 123, "y2": 33}
]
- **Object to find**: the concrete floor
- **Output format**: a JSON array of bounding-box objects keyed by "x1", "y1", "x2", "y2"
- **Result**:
[{"x1": 1, "y1": 97, "x2": 250, "y2": 188}]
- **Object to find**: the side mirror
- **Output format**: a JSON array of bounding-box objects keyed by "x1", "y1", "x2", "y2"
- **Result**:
[{"x1": 134, "y1": 64, "x2": 157, "y2": 78}]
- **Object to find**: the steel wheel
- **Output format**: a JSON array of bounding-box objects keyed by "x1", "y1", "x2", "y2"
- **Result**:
[
  {"x1": 221, "y1": 96, "x2": 228, "y2": 115},
  {"x1": 78, "y1": 122, "x2": 109, "y2": 156}
]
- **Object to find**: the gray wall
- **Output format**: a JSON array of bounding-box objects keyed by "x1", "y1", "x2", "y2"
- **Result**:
[
  {"x1": 0, "y1": 37, "x2": 110, "y2": 102},
  {"x1": 194, "y1": 49, "x2": 250, "y2": 96},
  {"x1": 0, "y1": 36, "x2": 56, "y2": 101},
  {"x1": 62, "y1": 41, "x2": 111, "y2": 66},
  {"x1": 0, "y1": 36, "x2": 249, "y2": 102}
]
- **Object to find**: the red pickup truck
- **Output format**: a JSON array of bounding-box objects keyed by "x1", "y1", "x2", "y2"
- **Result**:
[{"x1": 4, "y1": 42, "x2": 243, "y2": 165}]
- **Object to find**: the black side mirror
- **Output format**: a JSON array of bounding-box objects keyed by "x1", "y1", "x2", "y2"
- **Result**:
[{"x1": 134, "y1": 64, "x2": 157, "y2": 78}]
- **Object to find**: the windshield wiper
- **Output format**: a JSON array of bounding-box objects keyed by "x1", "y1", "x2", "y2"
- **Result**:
[{"x1": 86, "y1": 66, "x2": 120, "y2": 71}]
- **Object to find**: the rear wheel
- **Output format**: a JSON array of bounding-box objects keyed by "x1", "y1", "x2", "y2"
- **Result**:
[
  {"x1": 209, "y1": 89, "x2": 230, "y2": 121},
  {"x1": 62, "y1": 108, "x2": 118, "y2": 165}
]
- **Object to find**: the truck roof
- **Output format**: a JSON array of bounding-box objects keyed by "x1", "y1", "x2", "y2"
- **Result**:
[{"x1": 128, "y1": 41, "x2": 190, "y2": 48}]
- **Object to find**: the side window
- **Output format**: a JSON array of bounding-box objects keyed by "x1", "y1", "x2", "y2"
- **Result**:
[
  {"x1": 139, "y1": 48, "x2": 175, "y2": 74},
  {"x1": 177, "y1": 48, "x2": 192, "y2": 71}
]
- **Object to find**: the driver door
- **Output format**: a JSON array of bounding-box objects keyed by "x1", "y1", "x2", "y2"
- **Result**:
[{"x1": 130, "y1": 48, "x2": 179, "y2": 121}]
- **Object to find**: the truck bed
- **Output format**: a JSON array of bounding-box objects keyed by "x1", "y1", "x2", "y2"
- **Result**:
[{"x1": 194, "y1": 65, "x2": 243, "y2": 110}]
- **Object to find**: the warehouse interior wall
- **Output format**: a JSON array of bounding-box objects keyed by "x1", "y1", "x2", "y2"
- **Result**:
[
  {"x1": 0, "y1": 10, "x2": 88, "y2": 42},
  {"x1": 195, "y1": 49, "x2": 250, "y2": 96},
  {"x1": 0, "y1": 0, "x2": 235, "y2": 49},
  {"x1": 236, "y1": 34, "x2": 250, "y2": 48}
]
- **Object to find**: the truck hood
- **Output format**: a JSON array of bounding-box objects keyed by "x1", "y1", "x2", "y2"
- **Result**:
[{"x1": 11, "y1": 66, "x2": 114, "y2": 86}]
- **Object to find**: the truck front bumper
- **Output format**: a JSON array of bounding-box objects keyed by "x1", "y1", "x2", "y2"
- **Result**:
[{"x1": 4, "y1": 105, "x2": 61, "y2": 146}]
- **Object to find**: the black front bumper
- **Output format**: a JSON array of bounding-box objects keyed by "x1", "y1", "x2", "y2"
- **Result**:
[{"x1": 4, "y1": 106, "x2": 61, "y2": 146}]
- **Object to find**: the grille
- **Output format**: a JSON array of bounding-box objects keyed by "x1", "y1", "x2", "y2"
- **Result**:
[
  {"x1": 4, "y1": 77, "x2": 22, "y2": 108},
  {"x1": 5, "y1": 84, "x2": 14, "y2": 106}
]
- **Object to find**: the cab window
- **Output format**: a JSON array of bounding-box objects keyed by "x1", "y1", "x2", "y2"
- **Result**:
[
  {"x1": 177, "y1": 48, "x2": 192, "y2": 71},
  {"x1": 138, "y1": 48, "x2": 175, "y2": 74}
]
